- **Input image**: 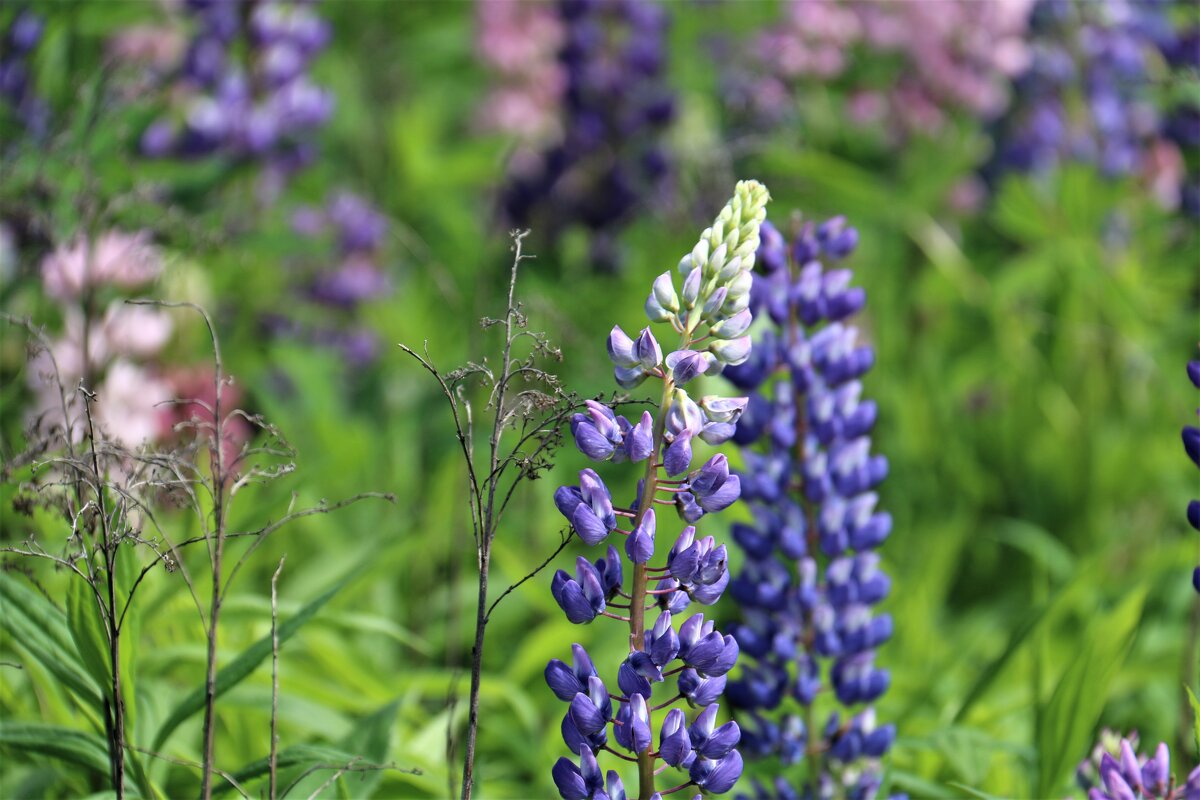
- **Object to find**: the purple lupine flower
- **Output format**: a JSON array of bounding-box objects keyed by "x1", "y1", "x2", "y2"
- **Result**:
[
  {"x1": 722, "y1": 214, "x2": 897, "y2": 795},
  {"x1": 546, "y1": 643, "x2": 600, "y2": 701},
  {"x1": 1077, "y1": 730, "x2": 1199, "y2": 800},
  {"x1": 545, "y1": 182, "x2": 769, "y2": 796},
  {"x1": 1, "y1": 8, "x2": 50, "y2": 138},
  {"x1": 1187, "y1": 359, "x2": 1200, "y2": 593},
  {"x1": 552, "y1": 557, "x2": 609, "y2": 624},
  {"x1": 144, "y1": 0, "x2": 332, "y2": 174},
  {"x1": 988, "y1": 0, "x2": 1198, "y2": 215},
  {"x1": 497, "y1": 0, "x2": 676, "y2": 273}
]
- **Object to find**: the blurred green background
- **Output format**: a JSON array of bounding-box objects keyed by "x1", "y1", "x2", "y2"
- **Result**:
[{"x1": 0, "y1": 1, "x2": 1197, "y2": 798}]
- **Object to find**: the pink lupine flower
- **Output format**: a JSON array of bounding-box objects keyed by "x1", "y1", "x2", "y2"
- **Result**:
[
  {"x1": 41, "y1": 230, "x2": 163, "y2": 300},
  {"x1": 101, "y1": 302, "x2": 175, "y2": 359}
]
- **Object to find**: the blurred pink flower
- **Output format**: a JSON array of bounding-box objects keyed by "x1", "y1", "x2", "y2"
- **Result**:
[
  {"x1": 1142, "y1": 139, "x2": 1185, "y2": 210},
  {"x1": 102, "y1": 302, "x2": 174, "y2": 359},
  {"x1": 160, "y1": 367, "x2": 255, "y2": 468},
  {"x1": 750, "y1": 0, "x2": 1035, "y2": 135},
  {"x1": 106, "y1": 24, "x2": 184, "y2": 70},
  {"x1": 42, "y1": 230, "x2": 163, "y2": 300},
  {"x1": 95, "y1": 360, "x2": 175, "y2": 448},
  {"x1": 476, "y1": 0, "x2": 566, "y2": 142}
]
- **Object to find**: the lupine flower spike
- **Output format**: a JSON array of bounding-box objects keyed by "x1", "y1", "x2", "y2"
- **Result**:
[
  {"x1": 548, "y1": 180, "x2": 771, "y2": 798},
  {"x1": 721, "y1": 215, "x2": 898, "y2": 797},
  {"x1": 1077, "y1": 730, "x2": 1200, "y2": 800},
  {"x1": 1186, "y1": 359, "x2": 1200, "y2": 593}
]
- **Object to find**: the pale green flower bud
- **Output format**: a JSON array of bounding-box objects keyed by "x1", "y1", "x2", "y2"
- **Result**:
[
  {"x1": 707, "y1": 243, "x2": 727, "y2": 278},
  {"x1": 709, "y1": 308, "x2": 752, "y2": 339},
  {"x1": 681, "y1": 266, "x2": 702, "y2": 309},
  {"x1": 699, "y1": 395, "x2": 749, "y2": 423},
  {"x1": 645, "y1": 292, "x2": 674, "y2": 323},
  {"x1": 690, "y1": 240, "x2": 709, "y2": 274},
  {"x1": 702, "y1": 286, "x2": 728, "y2": 319},
  {"x1": 718, "y1": 255, "x2": 743, "y2": 283},
  {"x1": 721, "y1": 290, "x2": 751, "y2": 317},
  {"x1": 709, "y1": 335, "x2": 753, "y2": 366},
  {"x1": 723, "y1": 225, "x2": 740, "y2": 253},
  {"x1": 652, "y1": 271, "x2": 680, "y2": 313},
  {"x1": 725, "y1": 269, "x2": 753, "y2": 301}
]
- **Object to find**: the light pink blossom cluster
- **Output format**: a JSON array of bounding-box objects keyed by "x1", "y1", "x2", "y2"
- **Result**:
[
  {"x1": 475, "y1": 0, "x2": 566, "y2": 143},
  {"x1": 748, "y1": 0, "x2": 1034, "y2": 136},
  {"x1": 28, "y1": 231, "x2": 176, "y2": 449}
]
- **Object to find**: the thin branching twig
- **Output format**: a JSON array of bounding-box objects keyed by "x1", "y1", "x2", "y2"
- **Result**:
[{"x1": 401, "y1": 230, "x2": 578, "y2": 800}]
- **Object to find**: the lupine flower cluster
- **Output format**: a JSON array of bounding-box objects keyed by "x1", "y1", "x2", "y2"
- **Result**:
[
  {"x1": 272, "y1": 190, "x2": 391, "y2": 366},
  {"x1": 1076, "y1": 730, "x2": 1200, "y2": 800},
  {"x1": 497, "y1": 0, "x2": 675, "y2": 273},
  {"x1": 1186, "y1": 359, "x2": 1200, "y2": 593},
  {"x1": 475, "y1": 0, "x2": 565, "y2": 143},
  {"x1": 26, "y1": 227, "x2": 253, "y2": 464},
  {"x1": 987, "y1": 0, "x2": 1196, "y2": 214},
  {"x1": 547, "y1": 180, "x2": 771, "y2": 798},
  {"x1": 0, "y1": 7, "x2": 49, "y2": 137},
  {"x1": 724, "y1": 0, "x2": 1031, "y2": 138},
  {"x1": 27, "y1": 230, "x2": 175, "y2": 447},
  {"x1": 141, "y1": 0, "x2": 333, "y2": 196},
  {"x1": 719, "y1": 215, "x2": 896, "y2": 798},
  {"x1": 1157, "y1": 18, "x2": 1200, "y2": 216}
]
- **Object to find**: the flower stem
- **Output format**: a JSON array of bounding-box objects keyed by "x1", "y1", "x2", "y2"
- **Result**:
[{"x1": 629, "y1": 375, "x2": 676, "y2": 799}]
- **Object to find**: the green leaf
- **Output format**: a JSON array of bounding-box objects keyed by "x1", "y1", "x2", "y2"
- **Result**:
[
  {"x1": 989, "y1": 518, "x2": 1076, "y2": 582},
  {"x1": 336, "y1": 701, "x2": 400, "y2": 796},
  {"x1": 1035, "y1": 587, "x2": 1146, "y2": 797},
  {"x1": 151, "y1": 563, "x2": 366, "y2": 752},
  {"x1": 953, "y1": 600, "x2": 1051, "y2": 724},
  {"x1": 992, "y1": 175, "x2": 1055, "y2": 243},
  {"x1": 67, "y1": 574, "x2": 114, "y2": 701},
  {"x1": 1185, "y1": 685, "x2": 1200, "y2": 759},
  {"x1": 883, "y1": 769, "x2": 960, "y2": 799},
  {"x1": 65, "y1": 566, "x2": 139, "y2": 740},
  {"x1": 0, "y1": 573, "x2": 102, "y2": 710},
  {"x1": 946, "y1": 782, "x2": 1004, "y2": 800},
  {"x1": 0, "y1": 721, "x2": 111, "y2": 774},
  {"x1": 214, "y1": 744, "x2": 383, "y2": 797}
]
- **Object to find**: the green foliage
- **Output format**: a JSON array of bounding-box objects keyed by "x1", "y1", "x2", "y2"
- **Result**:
[
  {"x1": 151, "y1": 562, "x2": 366, "y2": 753},
  {"x1": 1036, "y1": 589, "x2": 1146, "y2": 797},
  {"x1": 1, "y1": 2, "x2": 1197, "y2": 798}
]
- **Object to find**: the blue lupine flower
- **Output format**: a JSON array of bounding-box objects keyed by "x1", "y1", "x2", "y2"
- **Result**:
[
  {"x1": 988, "y1": 0, "x2": 1199, "y2": 216},
  {"x1": 688, "y1": 704, "x2": 741, "y2": 759},
  {"x1": 499, "y1": 0, "x2": 676, "y2": 273},
  {"x1": 614, "y1": 693, "x2": 652, "y2": 754},
  {"x1": 546, "y1": 643, "x2": 600, "y2": 701},
  {"x1": 627, "y1": 508, "x2": 656, "y2": 564},
  {"x1": 555, "y1": 469, "x2": 618, "y2": 545},
  {"x1": 553, "y1": 745, "x2": 605, "y2": 800},
  {"x1": 723, "y1": 214, "x2": 896, "y2": 793},
  {"x1": 552, "y1": 557, "x2": 608, "y2": 624},
  {"x1": 689, "y1": 750, "x2": 744, "y2": 794},
  {"x1": 144, "y1": 0, "x2": 332, "y2": 167},
  {"x1": 1, "y1": 9, "x2": 50, "y2": 138},
  {"x1": 545, "y1": 182, "x2": 768, "y2": 796}
]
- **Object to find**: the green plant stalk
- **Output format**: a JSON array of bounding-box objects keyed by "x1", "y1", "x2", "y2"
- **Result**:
[
  {"x1": 200, "y1": 353, "x2": 228, "y2": 800},
  {"x1": 82, "y1": 393, "x2": 126, "y2": 800},
  {"x1": 628, "y1": 323, "x2": 698, "y2": 798}
]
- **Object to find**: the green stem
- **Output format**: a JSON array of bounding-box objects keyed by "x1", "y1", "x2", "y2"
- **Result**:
[{"x1": 629, "y1": 378, "x2": 675, "y2": 799}]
